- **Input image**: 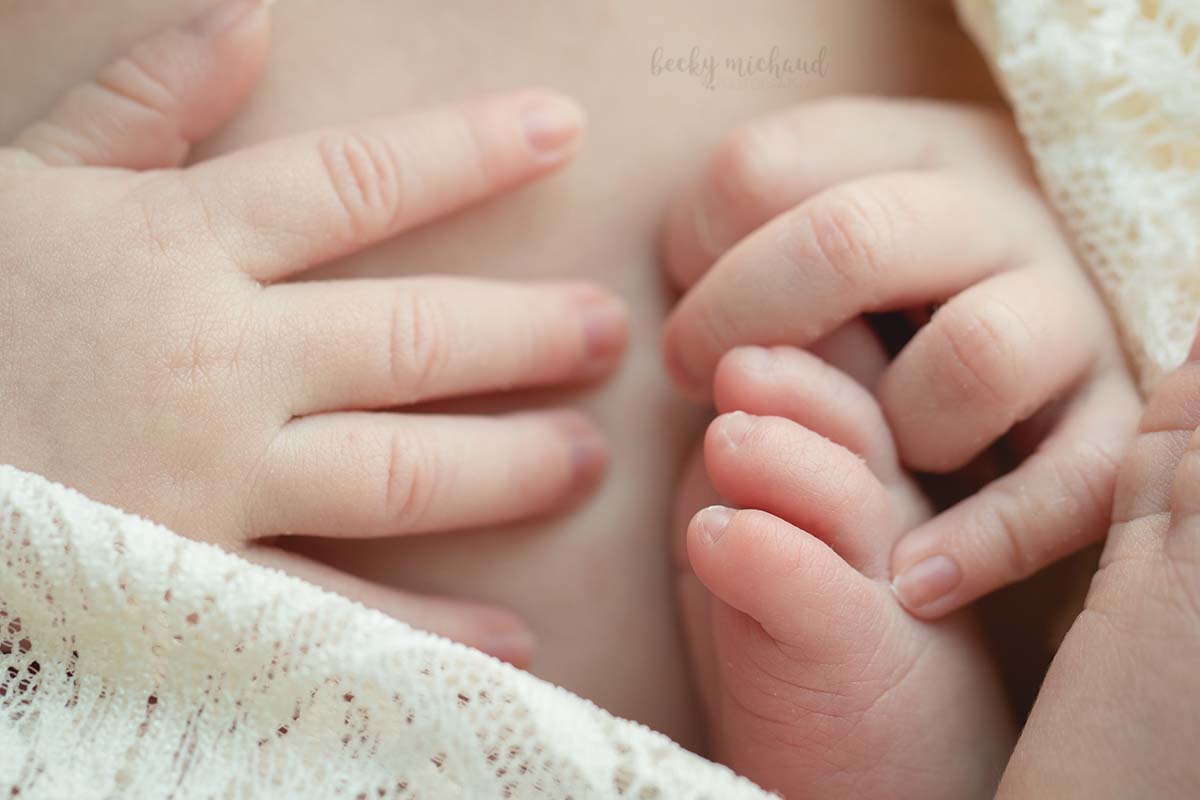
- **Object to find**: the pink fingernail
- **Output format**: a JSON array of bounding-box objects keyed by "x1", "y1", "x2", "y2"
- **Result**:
[
  {"x1": 520, "y1": 95, "x2": 584, "y2": 159},
  {"x1": 546, "y1": 412, "x2": 608, "y2": 493},
  {"x1": 696, "y1": 505, "x2": 735, "y2": 544},
  {"x1": 1188, "y1": 323, "x2": 1200, "y2": 363},
  {"x1": 185, "y1": 0, "x2": 264, "y2": 37},
  {"x1": 891, "y1": 555, "x2": 963, "y2": 614},
  {"x1": 566, "y1": 426, "x2": 607, "y2": 492},
  {"x1": 575, "y1": 291, "x2": 628, "y2": 373}
]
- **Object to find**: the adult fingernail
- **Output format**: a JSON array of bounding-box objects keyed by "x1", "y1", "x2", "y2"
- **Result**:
[
  {"x1": 521, "y1": 95, "x2": 584, "y2": 159},
  {"x1": 717, "y1": 411, "x2": 754, "y2": 448},
  {"x1": 695, "y1": 505, "x2": 735, "y2": 545},
  {"x1": 891, "y1": 554, "x2": 963, "y2": 615},
  {"x1": 185, "y1": 0, "x2": 264, "y2": 37},
  {"x1": 575, "y1": 291, "x2": 628, "y2": 373}
]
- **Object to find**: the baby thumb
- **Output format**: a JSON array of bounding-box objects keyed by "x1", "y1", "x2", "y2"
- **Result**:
[{"x1": 12, "y1": 0, "x2": 270, "y2": 169}]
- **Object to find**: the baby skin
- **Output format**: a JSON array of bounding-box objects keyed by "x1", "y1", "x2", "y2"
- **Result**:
[
  {"x1": 676, "y1": 343, "x2": 1013, "y2": 798},
  {"x1": 998, "y1": 336, "x2": 1200, "y2": 797},
  {"x1": 663, "y1": 95, "x2": 1142, "y2": 795}
]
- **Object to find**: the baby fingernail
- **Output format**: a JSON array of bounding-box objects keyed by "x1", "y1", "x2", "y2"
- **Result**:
[
  {"x1": 521, "y1": 95, "x2": 584, "y2": 159},
  {"x1": 891, "y1": 555, "x2": 963, "y2": 614},
  {"x1": 718, "y1": 411, "x2": 754, "y2": 448},
  {"x1": 547, "y1": 412, "x2": 608, "y2": 491},
  {"x1": 575, "y1": 291, "x2": 628, "y2": 371},
  {"x1": 696, "y1": 505, "x2": 735, "y2": 544},
  {"x1": 1189, "y1": 325, "x2": 1200, "y2": 362},
  {"x1": 185, "y1": 0, "x2": 264, "y2": 37},
  {"x1": 569, "y1": 427, "x2": 608, "y2": 491}
]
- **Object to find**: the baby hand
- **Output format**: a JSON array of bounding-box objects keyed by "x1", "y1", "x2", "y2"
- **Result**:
[
  {"x1": 660, "y1": 97, "x2": 1142, "y2": 618},
  {"x1": 0, "y1": 0, "x2": 627, "y2": 663}
]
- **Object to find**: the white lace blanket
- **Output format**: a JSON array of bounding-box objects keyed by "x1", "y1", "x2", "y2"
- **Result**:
[
  {"x1": 2, "y1": 1, "x2": 1198, "y2": 797},
  {"x1": 957, "y1": 0, "x2": 1200, "y2": 390},
  {"x1": 0, "y1": 466, "x2": 764, "y2": 798}
]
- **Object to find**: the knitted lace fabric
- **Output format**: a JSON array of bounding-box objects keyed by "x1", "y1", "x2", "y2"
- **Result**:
[
  {"x1": 0, "y1": 467, "x2": 766, "y2": 799},
  {"x1": 957, "y1": 0, "x2": 1200, "y2": 390},
  {"x1": 3, "y1": 1, "x2": 1199, "y2": 798}
]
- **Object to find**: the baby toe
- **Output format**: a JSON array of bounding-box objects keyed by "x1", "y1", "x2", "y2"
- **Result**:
[
  {"x1": 703, "y1": 410, "x2": 897, "y2": 576},
  {"x1": 687, "y1": 506, "x2": 882, "y2": 649},
  {"x1": 713, "y1": 344, "x2": 901, "y2": 482}
]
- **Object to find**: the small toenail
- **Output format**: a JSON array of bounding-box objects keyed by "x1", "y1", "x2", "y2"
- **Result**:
[
  {"x1": 891, "y1": 555, "x2": 962, "y2": 614},
  {"x1": 719, "y1": 411, "x2": 754, "y2": 448},
  {"x1": 697, "y1": 505, "x2": 735, "y2": 544}
]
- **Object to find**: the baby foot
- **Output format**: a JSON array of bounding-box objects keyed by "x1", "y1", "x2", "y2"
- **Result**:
[
  {"x1": 679, "y1": 345, "x2": 1013, "y2": 799},
  {"x1": 998, "y1": 342, "x2": 1200, "y2": 797}
]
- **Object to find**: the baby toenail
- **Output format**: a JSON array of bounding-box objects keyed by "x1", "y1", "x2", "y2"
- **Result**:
[
  {"x1": 697, "y1": 505, "x2": 735, "y2": 544},
  {"x1": 892, "y1": 555, "x2": 962, "y2": 614},
  {"x1": 719, "y1": 411, "x2": 754, "y2": 448}
]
